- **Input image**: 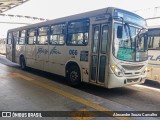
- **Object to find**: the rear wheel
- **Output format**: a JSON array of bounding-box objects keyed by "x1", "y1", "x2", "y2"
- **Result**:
[
  {"x1": 20, "y1": 56, "x2": 26, "y2": 70},
  {"x1": 67, "y1": 65, "x2": 81, "y2": 86}
]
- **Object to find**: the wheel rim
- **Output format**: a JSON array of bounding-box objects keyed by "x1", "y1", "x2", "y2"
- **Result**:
[
  {"x1": 70, "y1": 71, "x2": 78, "y2": 82},
  {"x1": 20, "y1": 58, "x2": 25, "y2": 69},
  {"x1": 21, "y1": 60, "x2": 24, "y2": 69}
]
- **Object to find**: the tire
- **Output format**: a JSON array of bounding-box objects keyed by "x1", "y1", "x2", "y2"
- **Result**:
[
  {"x1": 67, "y1": 65, "x2": 81, "y2": 86},
  {"x1": 20, "y1": 56, "x2": 26, "y2": 70}
]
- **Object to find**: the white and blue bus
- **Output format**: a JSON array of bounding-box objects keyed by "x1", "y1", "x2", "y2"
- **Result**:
[
  {"x1": 0, "y1": 38, "x2": 6, "y2": 55},
  {"x1": 147, "y1": 26, "x2": 160, "y2": 82},
  {"x1": 6, "y1": 7, "x2": 148, "y2": 88}
]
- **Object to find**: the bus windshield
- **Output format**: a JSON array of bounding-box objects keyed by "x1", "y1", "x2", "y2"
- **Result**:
[
  {"x1": 148, "y1": 29, "x2": 160, "y2": 50},
  {"x1": 113, "y1": 23, "x2": 148, "y2": 62}
]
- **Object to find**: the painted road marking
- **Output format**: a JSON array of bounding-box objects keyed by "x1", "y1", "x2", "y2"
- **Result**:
[
  {"x1": 71, "y1": 109, "x2": 96, "y2": 120},
  {"x1": 12, "y1": 73, "x2": 34, "y2": 81},
  {"x1": 8, "y1": 73, "x2": 130, "y2": 120}
]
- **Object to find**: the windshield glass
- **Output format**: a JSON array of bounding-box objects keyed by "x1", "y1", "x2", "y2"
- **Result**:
[{"x1": 113, "y1": 23, "x2": 148, "y2": 62}]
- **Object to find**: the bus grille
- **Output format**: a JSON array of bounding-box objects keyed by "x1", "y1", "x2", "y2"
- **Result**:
[
  {"x1": 127, "y1": 78, "x2": 139, "y2": 83},
  {"x1": 122, "y1": 65, "x2": 144, "y2": 71}
]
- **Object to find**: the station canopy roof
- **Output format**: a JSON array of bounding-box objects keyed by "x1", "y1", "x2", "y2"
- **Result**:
[{"x1": 0, "y1": 0, "x2": 29, "y2": 13}]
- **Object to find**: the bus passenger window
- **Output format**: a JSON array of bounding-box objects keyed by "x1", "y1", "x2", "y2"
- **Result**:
[
  {"x1": 148, "y1": 36, "x2": 153, "y2": 48},
  {"x1": 84, "y1": 33, "x2": 88, "y2": 44},
  {"x1": 153, "y1": 36, "x2": 160, "y2": 49},
  {"x1": 7, "y1": 33, "x2": 12, "y2": 44},
  {"x1": 67, "y1": 19, "x2": 89, "y2": 46},
  {"x1": 27, "y1": 29, "x2": 37, "y2": 45},
  {"x1": 13, "y1": 31, "x2": 19, "y2": 44},
  {"x1": 50, "y1": 24, "x2": 65, "y2": 45},
  {"x1": 69, "y1": 33, "x2": 83, "y2": 44},
  {"x1": 148, "y1": 35, "x2": 160, "y2": 49},
  {"x1": 19, "y1": 30, "x2": 26, "y2": 45},
  {"x1": 37, "y1": 26, "x2": 49, "y2": 45}
]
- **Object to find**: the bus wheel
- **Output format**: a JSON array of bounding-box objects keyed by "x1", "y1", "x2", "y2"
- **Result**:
[
  {"x1": 67, "y1": 65, "x2": 81, "y2": 86},
  {"x1": 20, "y1": 56, "x2": 26, "y2": 70}
]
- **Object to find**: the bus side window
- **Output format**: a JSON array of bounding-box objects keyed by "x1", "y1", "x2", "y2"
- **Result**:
[
  {"x1": 67, "y1": 19, "x2": 89, "y2": 46},
  {"x1": 27, "y1": 29, "x2": 37, "y2": 45},
  {"x1": 153, "y1": 36, "x2": 160, "y2": 49},
  {"x1": 19, "y1": 30, "x2": 26, "y2": 45},
  {"x1": 13, "y1": 31, "x2": 19, "y2": 45},
  {"x1": 50, "y1": 24, "x2": 65, "y2": 45},
  {"x1": 148, "y1": 36, "x2": 154, "y2": 49},
  {"x1": 159, "y1": 38, "x2": 160, "y2": 48},
  {"x1": 37, "y1": 26, "x2": 49, "y2": 45},
  {"x1": 148, "y1": 36, "x2": 151, "y2": 48},
  {"x1": 7, "y1": 33, "x2": 13, "y2": 44}
]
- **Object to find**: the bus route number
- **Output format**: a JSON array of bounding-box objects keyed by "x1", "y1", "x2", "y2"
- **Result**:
[{"x1": 69, "y1": 49, "x2": 77, "y2": 55}]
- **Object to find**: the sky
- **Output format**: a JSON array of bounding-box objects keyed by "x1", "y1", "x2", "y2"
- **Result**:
[{"x1": 0, "y1": 0, "x2": 160, "y2": 37}]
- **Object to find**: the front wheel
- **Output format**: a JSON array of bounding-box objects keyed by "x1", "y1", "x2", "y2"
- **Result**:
[
  {"x1": 20, "y1": 57, "x2": 26, "y2": 70},
  {"x1": 67, "y1": 65, "x2": 81, "y2": 86}
]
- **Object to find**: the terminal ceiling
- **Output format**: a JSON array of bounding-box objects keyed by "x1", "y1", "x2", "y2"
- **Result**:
[{"x1": 0, "y1": 0, "x2": 29, "y2": 13}]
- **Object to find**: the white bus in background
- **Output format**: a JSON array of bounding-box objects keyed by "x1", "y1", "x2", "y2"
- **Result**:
[
  {"x1": 147, "y1": 26, "x2": 160, "y2": 82},
  {"x1": 6, "y1": 7, "x2": 148, "y2": 88},
  {"x1": 0, "y1": 38, "x2": 6, "y2": 55}
]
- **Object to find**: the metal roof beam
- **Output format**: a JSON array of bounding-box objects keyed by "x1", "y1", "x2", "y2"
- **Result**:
[{"x1": 0, "y1": 0, "x2": 29, "y2": 13}]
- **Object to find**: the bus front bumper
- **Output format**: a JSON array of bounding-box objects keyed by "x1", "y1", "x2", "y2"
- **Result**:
[{"x1": 107, "y1": 73, "x2": 146, "y2": 88}]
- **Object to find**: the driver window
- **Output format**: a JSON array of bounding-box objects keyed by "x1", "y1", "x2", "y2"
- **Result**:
[{"x1": 137, "y1": 37, "x2": 144, "y2": 51}]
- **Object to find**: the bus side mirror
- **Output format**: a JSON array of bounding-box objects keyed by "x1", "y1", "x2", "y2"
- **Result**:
[
  {"x1": 117, "y1": 26, "x2": 123, "y2": 38},
  {"x1": 144, "y1": 34, "x2": 148, "y2": 51}
]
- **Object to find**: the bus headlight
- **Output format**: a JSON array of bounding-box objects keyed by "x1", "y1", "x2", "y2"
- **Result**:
[
  {"x1": 111, "y1": 65, "x2": 123, "y2": 77},
  {"x1": 142, "y1": 66, "x2": 148, "y2": 75},
  {"x1": 145, "y1": 66, "x2": 148, "y2": 72}
]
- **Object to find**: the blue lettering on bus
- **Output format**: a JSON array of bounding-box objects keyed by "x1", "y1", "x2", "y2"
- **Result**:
[
  {"x1": 156, "y1": 55, "x2": 160, "y2": 61},
  {"x1": 69, "y1": 49, "x2": 77, "y2": 55},
  {"x1": 50, "y1": 46, "x2": 61, "y2": 55},
  {"x1": 148, "y1": 55, "x2": 160, "y2": 61},
  {"x1": 37, "y1": 48, "x2": 48, "y2": 55}
]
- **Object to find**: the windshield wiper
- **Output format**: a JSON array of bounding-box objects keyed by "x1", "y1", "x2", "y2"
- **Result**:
[
  {"x1": 136, "y1": 28, "x2": 146, "y2": 50},
  {"x1": 137, "y1": 28, "x2": 145, "y2": 39},
  {"x1": 124, "y1": 23, "x2": 133, "y2": 49}
]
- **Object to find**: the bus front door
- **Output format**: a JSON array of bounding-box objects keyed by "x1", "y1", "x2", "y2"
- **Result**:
[{"x1": 90, "y1": 24, "x2": 109, "y2": 84}]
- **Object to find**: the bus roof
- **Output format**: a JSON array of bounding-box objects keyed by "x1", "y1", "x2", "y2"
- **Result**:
[
  {"x1": 7, "y1": 7, "x2": 145, "y2": 32},
  {"x1": 8, "y1": 7, "x2": 112, "y2": 32},
  {"x1": 148, "y1": 25, "x2": 160, "y2": 29},
  {"x1": 148, "y1": 26, "x2": 160, "y2": 36}
]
